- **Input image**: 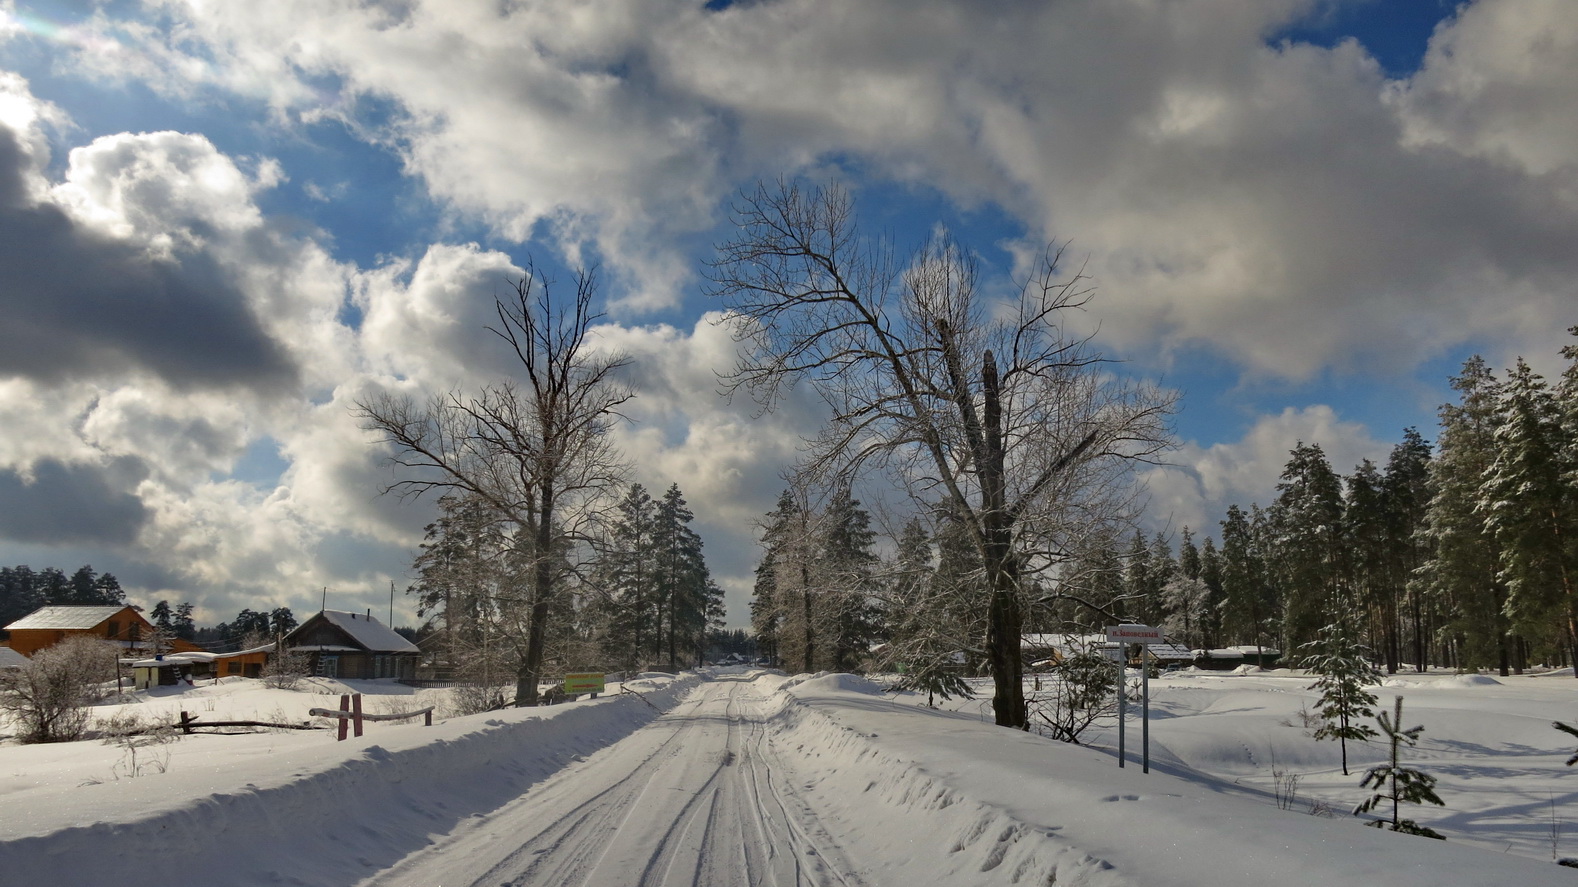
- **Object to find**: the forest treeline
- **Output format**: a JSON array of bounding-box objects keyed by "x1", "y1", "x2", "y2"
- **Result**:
[
  {"x1": 407, "y1": 481, "x2": 724, "y2": 690},
  {"x1": 0, "y1": 565, "x2": 126, "y2": 627},
  {"x1": 752, "y1": 329, "x2": 1578, "y2": 681},
  {"x1": 1061, "y1": 333, "x2": 1578, "y2": 674}
]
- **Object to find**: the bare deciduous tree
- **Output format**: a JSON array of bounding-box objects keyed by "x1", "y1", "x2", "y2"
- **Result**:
[
  {"x1": 708, "y1": 181, "x2": 1174, "y2": 729},
  {"x1": 356, "y1": 265, "x2": 631, "y2": 705}
]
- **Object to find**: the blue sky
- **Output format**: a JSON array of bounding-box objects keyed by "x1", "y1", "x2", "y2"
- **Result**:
[{"x1": 0, "y1": 0, "x2": 1574, "y2": 629}]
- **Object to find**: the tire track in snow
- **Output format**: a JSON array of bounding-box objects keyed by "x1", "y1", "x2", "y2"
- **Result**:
[{"x1": 361, "y1": 674, "x2": 870, "y2": 887}]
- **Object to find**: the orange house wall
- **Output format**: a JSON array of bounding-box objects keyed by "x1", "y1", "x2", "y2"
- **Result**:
[{"x1": 6, "y1": 607, "x2": 157, "y2": 657}]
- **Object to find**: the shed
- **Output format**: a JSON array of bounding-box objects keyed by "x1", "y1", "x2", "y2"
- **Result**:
[
  {"x1": 129, "y1": 651, "x2": 219, "y2": 689},
  {"x1": 4, "y1": 605, "x2": 155, "y2": 656},
  {"x1": 284, "y1": 610, "x2": 419, "y2": 680}
]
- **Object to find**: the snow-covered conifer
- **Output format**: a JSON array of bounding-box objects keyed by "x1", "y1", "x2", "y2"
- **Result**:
[
  {"x1": 1480, "y1": 359, "x2": 1575, "y2": 667},
  {"x1": 1301, "y1": 620, "x2": 1381, "y2": 776},
  {"x1": 1355, "y1": 696, "x2": 1445, "y2": 839}
]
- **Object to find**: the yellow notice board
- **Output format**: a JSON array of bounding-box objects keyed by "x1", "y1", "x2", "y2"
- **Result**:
[{"x1": 563, "y1": 673, "x2": 605, "y2": 694}]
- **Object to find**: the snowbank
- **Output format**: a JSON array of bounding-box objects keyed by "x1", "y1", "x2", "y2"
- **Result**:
[
  {"x1": 770, "y1": 673, "x2": 1576, "y2": 887},
  {"x1": 0, "y1": 674, "x2": 701, "y2": 886}
]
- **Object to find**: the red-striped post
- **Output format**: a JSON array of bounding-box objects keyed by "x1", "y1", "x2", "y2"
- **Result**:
[
  {"x1": 352, "y1": 693, "x2": 364, "y2": 738},
  {"x1": 337, "y1": 694, "x2": 349, "y2": 741}
]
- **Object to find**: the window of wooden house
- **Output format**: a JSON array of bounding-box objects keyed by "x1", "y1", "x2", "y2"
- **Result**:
[{"x1": 107, "y1": 620, "x2": 120, "y2": 639}]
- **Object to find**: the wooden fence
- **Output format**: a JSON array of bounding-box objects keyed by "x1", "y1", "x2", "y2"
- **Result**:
[{"x1": 308, "y1": 693, "x2": 435, "y2": 741}]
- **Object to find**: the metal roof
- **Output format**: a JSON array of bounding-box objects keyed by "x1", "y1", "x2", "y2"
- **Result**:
[
  {"x1": 290, "y1": 610, "x2": 419, "y2": 654},
  {"x1": 4, "y1": 605, "x2": 133, "y2": 631},
  {"x1": 0, "y1": 646, "x2": 29, "y2": 668}
]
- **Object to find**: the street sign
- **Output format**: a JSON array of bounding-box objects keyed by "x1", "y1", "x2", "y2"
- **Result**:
[
  {"x1": 1106, "y1": 624, "x2": 1163, "y2": 644},
  {"x1": 563, "y1": 673, "x2": 605, "y2": 694},
  {"x1": 1105, "y1": 625, "x2": 1163, "y2": 774}
]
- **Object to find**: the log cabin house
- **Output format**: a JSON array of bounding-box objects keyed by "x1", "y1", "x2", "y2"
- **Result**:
[{"x1": 284, "y1": 610, "x2": 419, "y2": 680}]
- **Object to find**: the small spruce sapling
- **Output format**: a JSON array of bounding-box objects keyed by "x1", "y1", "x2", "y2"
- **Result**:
[
  {"x1": 1301, "y1": 620, "x2": 1381, "y2": 775},
  {"x1": 893, "y1": 658, "x2": 975, "y2": 707},
  {"x1": 1354, "y1": 696, "x2": 1445, "y2": 839},
  {"x1": 1030, "y1": 643, "x2": 1118, "y2": 745}
]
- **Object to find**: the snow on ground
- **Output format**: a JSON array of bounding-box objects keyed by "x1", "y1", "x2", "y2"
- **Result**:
[
  {"x1": 906, "y1": 666, "x2": 1578, "y2": 867},
  {"x1": 0, "y1": 673, "x2": 695, "y2": 885},
  {"x1": 1, "y1": 667, "x2": 1576, "y2": 885}
]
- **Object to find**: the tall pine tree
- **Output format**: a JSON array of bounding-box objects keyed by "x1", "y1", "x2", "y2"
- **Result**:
[
  {"x1": 1270, "y1": 442, "x2": 1347, "y2": 652},
  {"x1": 1382, "y1": 429, "x2": 1432, "y2": 674},
  {"x1": 1481, "y1": 359, "x2": 1577, "y2": 671},
  {"x1": 1422, "y1": 357, "x2": 1510, "y2": 673}
]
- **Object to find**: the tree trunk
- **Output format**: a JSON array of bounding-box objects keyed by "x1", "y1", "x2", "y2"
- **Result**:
[
  {"x1": 516, "y1": 489, "x2": 555, "y2": 706},
  {"x1": 1411, "y1": 593, "x2": 1425, "y2": 672},
  {"x1": 800, "y1": 523, "x2": 815, "y2": 672},
  {"x1": 981, "y1": 353, "x2": 1028, "y2": 729}
]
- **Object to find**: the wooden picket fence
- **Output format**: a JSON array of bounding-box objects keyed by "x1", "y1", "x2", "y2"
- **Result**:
[{"x1": 309, "y1": 693, "x2": 434, "y2": 741}]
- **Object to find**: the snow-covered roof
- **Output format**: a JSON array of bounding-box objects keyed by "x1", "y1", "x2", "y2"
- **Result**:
[
  {"x1": 219, "y1": 643, "x2": 276, "y2": 658},
  {"x1": 0, "y1": 646, "x2": 29, "y2": 668},
  {"x1": 128, "y1": 651, "x2": 217, "y2": 668},
  {"x1": 1022, "y1": 633, "x2": 1119, "y2": 654},
  {"x1": 1223, "y1": 645, "x2": 1281, "y2": 656},
  {"x1": 4, "y1": 604, "x2": 131, "y2": 631},
  {"x1": 302, "y1": 610, "x2": 420, "y2": 654}
]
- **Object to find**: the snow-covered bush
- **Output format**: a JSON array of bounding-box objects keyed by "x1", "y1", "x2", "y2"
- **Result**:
[
  {"x1": 96, "y1": 709, "x2": 179, "y2": 778},
  {"x1": 261, "y1": 648, "x2": 310, "y2": 690},
  {"x1": 0, "y1": 637, "x2": 121, "y2": 743},
  {"x1": 1029, "y1": 644, "x2": 1117, "y2": 744}
]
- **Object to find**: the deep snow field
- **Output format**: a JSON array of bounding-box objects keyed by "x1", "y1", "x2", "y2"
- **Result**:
[
  {"x1": 0, "y1": 666, "x2": 1575, "y2": 886},
  {"x1": 914, "y1": 666, "x2": 1578, "y2": 862}
]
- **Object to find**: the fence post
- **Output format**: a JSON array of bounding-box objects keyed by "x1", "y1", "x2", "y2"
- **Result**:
[
  {"x1": 337, "y1": 694, "x2": 349, "y2": 741},
  {"x1": 352, "y1": 693, "x2": 364, "y2": 738},
  {"x1": 179, "y1": 711, "x2": 192, "y2": 735},
  {"x1": 424, "y1": 709, "x2": 432, "y2": 726}
]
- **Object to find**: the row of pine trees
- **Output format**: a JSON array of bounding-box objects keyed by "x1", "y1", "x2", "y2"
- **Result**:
[
  {"x1": 0, "y1": 565, "x2": 126, "y2": 627},
  {"x1": 750, "y1": 330, "x2": 1578, "y2": 681},
  {"x1": 410, "y1": 482, "x2": 724, "y2": 683},
  {"x1": 1062, "y1": 332, "x2": 1578, "y2": 674}
]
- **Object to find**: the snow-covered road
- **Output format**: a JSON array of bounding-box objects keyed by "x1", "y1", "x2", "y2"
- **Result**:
[{"x1": 362, "y1": 673, "x2": 863, "y2": 887}]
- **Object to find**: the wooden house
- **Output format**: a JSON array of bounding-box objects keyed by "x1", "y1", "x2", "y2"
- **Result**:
[
  {"x1": 2, "y1": 604, "x2": 206, "y2": 657},
  {"x1": 4, "y1": 605, "x2": 155, "y2": 656},
  {"x1": 284, "y1": 610, "x2": 419, "y2": 680}
]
